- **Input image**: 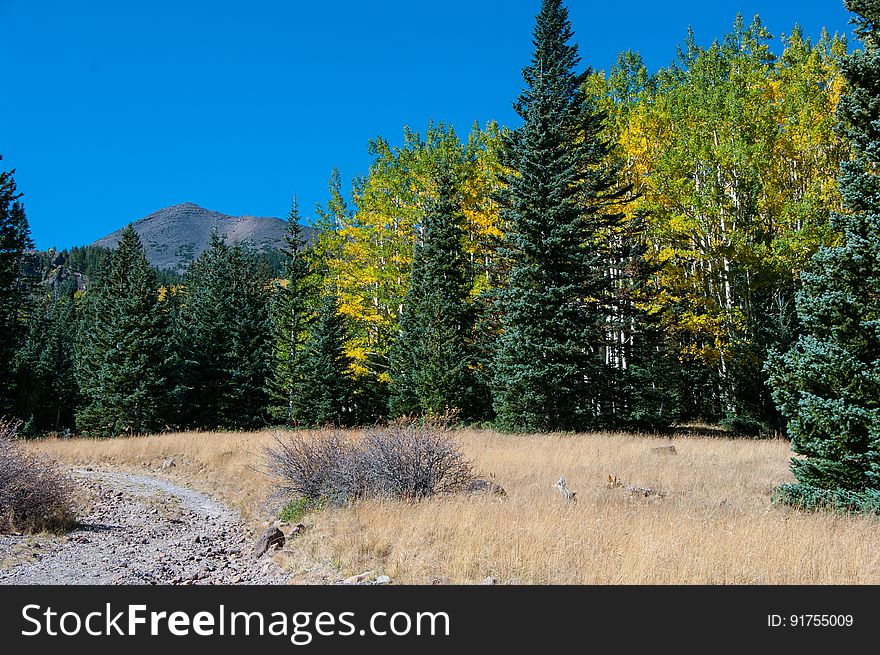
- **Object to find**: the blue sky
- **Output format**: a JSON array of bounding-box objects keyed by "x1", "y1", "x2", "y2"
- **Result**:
[{"x1": 1, "y1": 0, "x2": 853, "y2": 250}]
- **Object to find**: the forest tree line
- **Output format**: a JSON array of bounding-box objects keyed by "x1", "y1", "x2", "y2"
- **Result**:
[{"x1": 0, "y1": 7, "x2": 858, "y2": 437}]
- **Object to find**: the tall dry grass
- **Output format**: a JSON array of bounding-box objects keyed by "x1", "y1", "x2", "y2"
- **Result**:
[{"x1": 26, "y1": 428, "x2": 880, "y2": 584}]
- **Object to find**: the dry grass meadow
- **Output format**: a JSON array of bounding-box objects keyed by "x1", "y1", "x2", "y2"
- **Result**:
[{"x1": 25, "y1": 428, "x2": 880, "y2": 584}]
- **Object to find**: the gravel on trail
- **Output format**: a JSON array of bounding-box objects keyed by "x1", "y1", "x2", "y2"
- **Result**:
[{"x1": 0, "y1": 467, "x2": 289, "y2": 585}]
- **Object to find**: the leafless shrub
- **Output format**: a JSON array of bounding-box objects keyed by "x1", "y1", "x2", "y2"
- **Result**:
[
  {"x1": 0, "y1": 417, "x2": 77, "y2": 534},
  {"x1": 265, "y1": 417, "x2": 475, "y2": 505},
  {"x1": 264, "y1": 430, "x2": 366, "y2": 504},
  {"x1": 362, "y1": 418, "x2": 475, "y2": 499}
]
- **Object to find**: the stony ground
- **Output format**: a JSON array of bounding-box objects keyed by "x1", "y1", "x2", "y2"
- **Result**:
[{"x1": 0, "y1": 467, "x2": 289, "y2": 585}]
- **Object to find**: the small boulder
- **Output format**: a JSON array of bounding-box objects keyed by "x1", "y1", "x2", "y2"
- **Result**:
[
  {"x1": 466, "y1": 479, "x2": 507, "y2": 496},
  {"x1": 342, "y1": 571, "x2": 376, "y2": 585},
  {"x1": 627, "y1": 485, "x2": 666, "y2": 499},
  {"x1": 253, "y1": 526, "x2": 285, "y2": 559},
  {"x1": 554, "y1": 477, "x2": 577, "y2": 503},
  {"x1": 161, "y1": 458, "x2": 176, "y2": 471},
  {"x1": 373, "y1": 575, "x2": 392, "y2": 585},
  {"x1": 480, "y1": 576, "x2": 498, "y2": 585}
]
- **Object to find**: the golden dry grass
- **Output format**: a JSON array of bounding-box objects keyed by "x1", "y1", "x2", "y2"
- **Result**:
[{"x1": 25, "y1": 428, "x2": 880, "y2": 584}]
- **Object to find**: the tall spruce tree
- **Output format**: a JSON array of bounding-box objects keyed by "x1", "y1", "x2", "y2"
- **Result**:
[
  {"x1": 767, "y1": 0, "x2": 880, "y2": 512},
  {"x1": 270, "y1": 198, "x2": 314, "y2": 424},
  {"x1": 225, "y1": 245, "x2": 274, "y2": 428},
  {"x1": 389, "y1": 162, "x2": 482, "y2": 419},
  {"x1": 75, "y1": 226, "x2": 171, "y2": 436},
  {"x1": 388, "y1": 246, "x2": 424, "y2": 417},
  {"x1": 295, "y1": 291, "x2": 353, "y2": 426},
  {"x1": 173, "y1": 232, "x2": 230, "y2": 429},
  {"x1": 492, "y1": 0, "x2": 627, "y2": 432},
  {"x1": 0, "y1": 156, "x2": 33, "y2": 415},
  {"x1": 14, "y1": 293, "x2": 78, "y2": 434},
  {"x1": 177, "y1": 232, "x2": 274, "y2": 430}
]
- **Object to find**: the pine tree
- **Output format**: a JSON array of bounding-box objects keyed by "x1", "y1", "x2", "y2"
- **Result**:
[
  {"x1": 13, "y1": 293, "x2": 79, "y2": 434},
  {"x1": 75, "y1": 226, "x2": 171, "y2": 436},
  {"x1": 312, "y1": 169, "x2": 349, "y2": 280},
  {"x1": 176, "y1": 232, "x2": 273, "y2": 430},
  {"x1": 388, "y1": 243, "x2": 423, "y2": 417},
  {"x1": 173, "y1": 232, "x2": 230, "y2": 429},
  {"x1": 270, "y1": 198, "x2": 314, "y2": 424},
  {"x1": 295, "y1": 292, "x2": 353, "y2": 426},
  {"x1": 389, "y1": 162, "x2": 482, "y2": 419},
  {"x1": 492, "y1": 0, "x2": 627, "y2": 432},
  {"x1": 0, "y1": 156, "x2": 33, "y2": 415},
  {"x1": 767, "y1": 0, "x2": 880, "y2": 512},
  {"x1": 225, "y1": 245, "x2": 274, "y2": 428}
]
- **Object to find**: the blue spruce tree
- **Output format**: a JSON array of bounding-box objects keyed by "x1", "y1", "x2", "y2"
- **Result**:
[{"x1": 767, "y1": 0, "x2": 880, "y2": 512}]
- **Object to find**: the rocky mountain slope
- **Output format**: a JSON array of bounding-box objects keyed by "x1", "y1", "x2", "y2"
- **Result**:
[{"x1": 91, "y1": 202, "x2": 316, "y2": 272}]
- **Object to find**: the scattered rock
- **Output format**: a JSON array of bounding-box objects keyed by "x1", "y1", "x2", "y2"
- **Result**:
[
  {"x1": 289, "y1": 523, "x2": 307, "y2": 537},
  {"x1": 338, "y1": 571, "x2": 391, "y2": 585},
  {"x1": 342, "y1": 571, "x2": 376, "y2": 585},
  {"x1": 606, "y1": 474, "x2": 624, "y2": 488},
  {"x1": 466, "y1": 479, "x2": 507, "y2": 496},
  {"x1": 0, "y1": 468, "x2": 288, "y2": 586},
  {"x1": 627, "y1": 485, "x2": 666, "y2": 499},
  {"x1": 161, "y1": 458, "x2": 176, "y2": 471},
  {"x1": 651, "y1": 445, "x2": 677, "y2": 455},
  {"x1": 253, "y1": 526, "x2": 285, "y2": 559},
  {"x1": 554, "y1": 477, "x2": 577, "y2": 503}
]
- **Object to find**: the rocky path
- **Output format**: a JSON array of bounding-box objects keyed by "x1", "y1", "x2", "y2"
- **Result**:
[{"x1": 0, "y1": 467, "x2": 288, "y2": 585}]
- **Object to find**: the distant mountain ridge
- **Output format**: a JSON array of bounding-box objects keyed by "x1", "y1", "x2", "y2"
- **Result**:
[{"x1": 90, "y1": 202, "x2": 316, "y2": 272}]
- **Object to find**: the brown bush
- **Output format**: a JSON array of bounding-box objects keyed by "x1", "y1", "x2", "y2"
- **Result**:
[
  {"x1": 265, "y1": 416, "x2": 475, "y2": 504},
  {"x1": 0, "y1": 417, "x2": 77, "y2": 534},
  {"x1": 362, "y1": 418, "x2": 474, "y2": 499},
  {"x1": 264, "y1": 430, "x2": 367, "y2": 504}
]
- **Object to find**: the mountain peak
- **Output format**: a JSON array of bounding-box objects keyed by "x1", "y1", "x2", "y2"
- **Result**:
[
  {"x1": 169, "y1": 201, "x2": 204, "y2": 210},
  {"x1": 91, "y1": 204, "x2": 315, "y2": 272}
]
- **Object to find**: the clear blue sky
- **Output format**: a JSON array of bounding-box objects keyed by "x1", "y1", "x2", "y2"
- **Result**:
[{"x1": 1, "y1": 0, "x2": 853, "y2": 250}]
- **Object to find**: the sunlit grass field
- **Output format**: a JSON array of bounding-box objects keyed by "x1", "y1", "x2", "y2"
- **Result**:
[{"x1": 27, "y1": 428, "x2": 880, "y2": 584}]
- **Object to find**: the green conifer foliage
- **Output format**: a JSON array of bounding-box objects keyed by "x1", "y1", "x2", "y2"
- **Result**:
[
  {"x1": 75, "y1": 226, "x2": 171, "y2": 436},
  {"x1": 270, "y1": 198, "x2": 315, "y2": 424},
  {"x1": 176, "y1": 232, "x2": 273, "y2": 430},
  {"x1": 767, "y1": 0, "x2": 880, "y2": 512},
  {"x1": 0, "y1": 157, "x2": 33, "y2": 414},
  {"x1": 492, "y1": 0, "x2": 627, "y2": 432},
  {"x1": 14, "y1": 293, "x2": 78, "y2": 433},
  {"x1": 295, "y1": 292, "x2": 354, "y2": 426},
  {"x1": 390, "y1": 163, "x2": 483, "y2": 420}
]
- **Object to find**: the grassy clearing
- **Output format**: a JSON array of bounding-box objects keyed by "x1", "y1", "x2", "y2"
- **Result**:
[{"x1": 25, "y1": 428, "x2": 880, "y2": 584}]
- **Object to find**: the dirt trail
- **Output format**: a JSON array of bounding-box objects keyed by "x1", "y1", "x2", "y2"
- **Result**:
[{"x1": 0, "y1": 467, "x2": 288, "y2": 585}]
